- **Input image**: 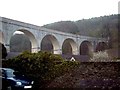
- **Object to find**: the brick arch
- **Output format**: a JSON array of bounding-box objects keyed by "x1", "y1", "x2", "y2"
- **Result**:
[{"x1": 41, "y1": 34, "x2": 60, "y2": 54}]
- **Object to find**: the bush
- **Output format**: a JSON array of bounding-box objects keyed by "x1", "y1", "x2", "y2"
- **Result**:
[
  {"x1": 0, "y1": 43, "x2": 7, "y2": 59},
  {"x1": 90, "y1": 51, "x2": 110, "y2": 62},
  {"x1": 2, "y1": 51, "x2": 79, "y2": 88}
]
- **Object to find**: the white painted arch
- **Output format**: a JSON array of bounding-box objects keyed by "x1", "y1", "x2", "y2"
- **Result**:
[
  {"x1": 62, "y1": 38, "x2": 78, "y2": 55},
  {"x1": 41, "y1": 34, "x2": 60, "y2": 54},
  {"x1": 79, "y1": 40, "x2": 93, "y2": 56},
  {"x1": 10, "y1": 29, "x2": 38, "y2": 53}
]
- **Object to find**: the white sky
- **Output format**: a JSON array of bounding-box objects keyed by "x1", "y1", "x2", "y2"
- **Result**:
[{"x1": 0, "y1": 0, "x2": 119, "y2": 26}]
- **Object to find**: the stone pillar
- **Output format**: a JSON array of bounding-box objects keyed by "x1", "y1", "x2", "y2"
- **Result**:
[
  {"x1": 73, "y1": 49, "x2": 79, "y2": 55},
  {"x1": 92, "y1": 41, "x2": 97, "y2": 52},
  {"x1": 54, "y1": 48, "x2": 62, "y2": 54},
  {"x1": 31, "y1": 47, "x2": 39, "y2": 53}
]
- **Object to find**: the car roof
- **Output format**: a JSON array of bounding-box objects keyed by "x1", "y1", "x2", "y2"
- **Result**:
[{"x1": 0, "y1": 68, "x2": 14, "y2": 71}]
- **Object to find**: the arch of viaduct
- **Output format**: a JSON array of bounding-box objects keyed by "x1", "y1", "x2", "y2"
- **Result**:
[{"x1": 0, "y1": 17, "x2": 108, "y2": 56}]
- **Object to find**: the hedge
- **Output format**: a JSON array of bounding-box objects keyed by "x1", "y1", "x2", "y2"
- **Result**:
[{"x1": 2, "y1": 51, "x2": 79, "y2": 88}]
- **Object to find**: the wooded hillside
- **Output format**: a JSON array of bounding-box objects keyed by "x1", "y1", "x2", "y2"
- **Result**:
[
  {"x1": 43, "y1": 14, "x2": 119, "y2": 48},
  {"x1": 43, "y1": 14, "x2": 118, "y2": 37}
]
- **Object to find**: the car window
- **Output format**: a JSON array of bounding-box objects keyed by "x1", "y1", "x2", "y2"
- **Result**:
[{"x1": 6, "y1": 70, "x2": 15, "y2": 77}]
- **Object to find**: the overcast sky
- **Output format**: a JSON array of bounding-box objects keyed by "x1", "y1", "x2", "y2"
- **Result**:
[{"x1": 0, "y1": 0, "x2": 119, "y2": 26}]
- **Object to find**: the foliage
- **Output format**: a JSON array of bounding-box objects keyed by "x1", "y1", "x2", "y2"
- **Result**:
[
  {"x1": 2, "y1": 51, "x2": 79, "y2": 88},
  {"x1": 43, "y1": 21, "x2": 79, "y2": 34},
  {"x1": 43, "y1": 14, "x2": 117, "y2": 37},
  {"x1": 43, "y1": 14, "x2": 118, "y2": 49},
  {"x1": 90, "y1": 51, "x2": 110, "y2": 62},
  {"x1": 0, "y1": 43, "x2": 7, "y2": 59},
  {"x1": 48, "y1": 62, "x2": 120, "y2": 88}
]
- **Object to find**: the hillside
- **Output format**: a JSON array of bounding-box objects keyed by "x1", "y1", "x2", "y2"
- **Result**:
[
  {"x1": 10, "y1": 34, "x2": 31, "y2": 52},
  {"x1": 42, "y1": 14, "x2": 119, "y2": 48},
  {"x1": 42, "y1": 14, "x2": 118, "y2": 37}
]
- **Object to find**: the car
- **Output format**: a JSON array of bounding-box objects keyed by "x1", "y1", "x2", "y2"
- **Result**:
[{"x1": 0, "y1": 68, "x2": 34, "y2": 90}]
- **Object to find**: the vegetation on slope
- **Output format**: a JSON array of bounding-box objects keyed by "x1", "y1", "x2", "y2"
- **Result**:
[
  {"x1": 0, "y1": 43, "x2": 7, "y2": 59},
  {"x1": 43, "y1": 14, "x2": 118, "y2": 37},
  {"x1": 10, "y1": 34, "x2": 31, "y2": 52},
  {"x1": 43, "y1": 14, "x2": 119, "y2": 48}
]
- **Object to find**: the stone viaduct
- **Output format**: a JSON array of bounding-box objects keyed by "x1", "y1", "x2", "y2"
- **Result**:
[{"x1": 0, "y1": 17, "x2": 108, "y2": 57}]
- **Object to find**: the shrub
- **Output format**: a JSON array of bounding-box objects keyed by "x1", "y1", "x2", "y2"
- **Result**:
[
  {"x1": 0, "y1": 43, "x2": 7, "y2": 59},
  {"x1": 2, "y1": 51, "x2": 79, "y2": 88},
  {"x1": 90, "y1": 51, "x2": 111, "y2": 62}
]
